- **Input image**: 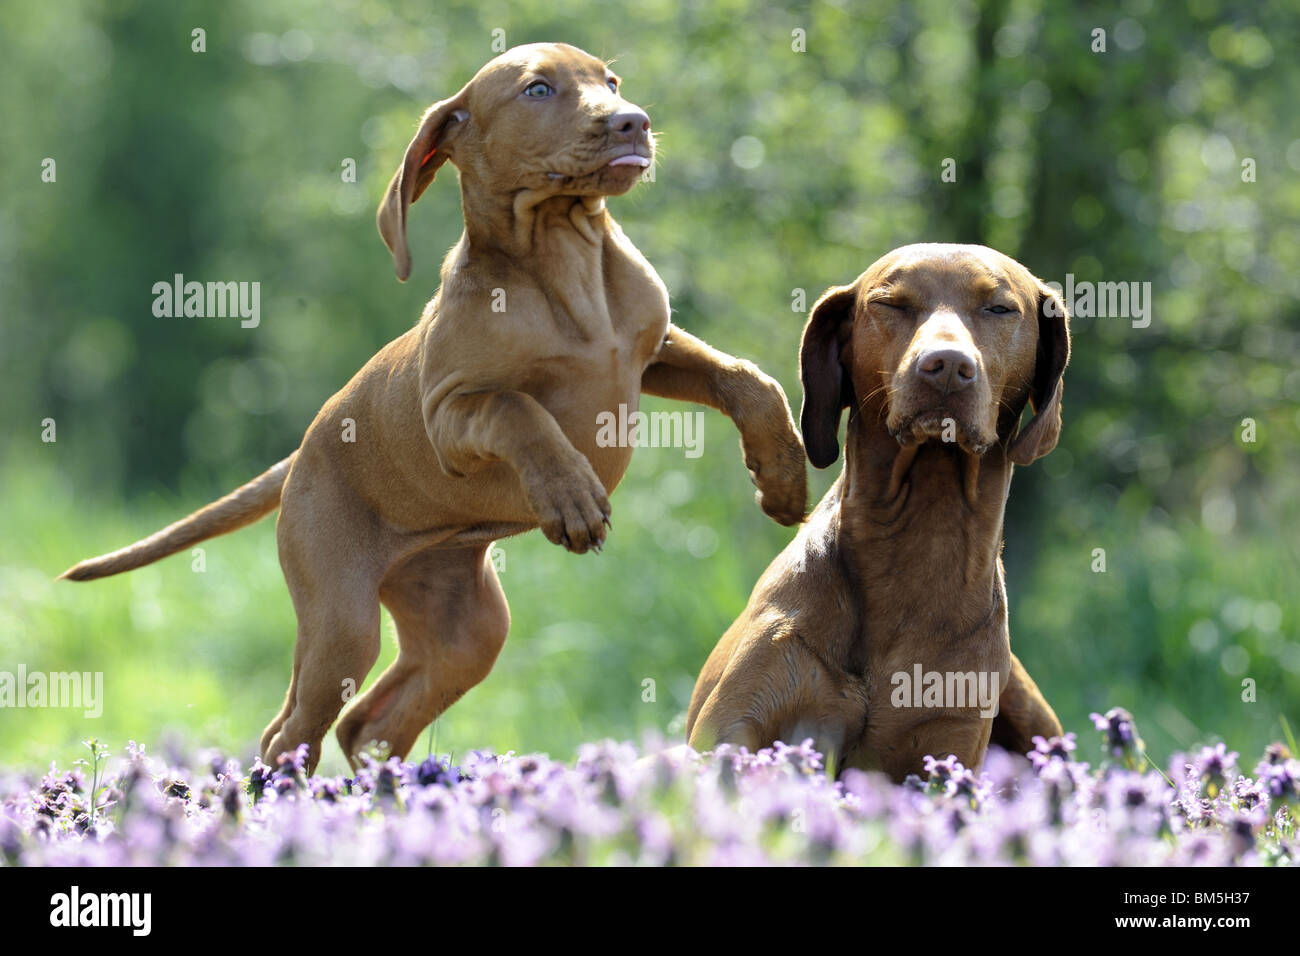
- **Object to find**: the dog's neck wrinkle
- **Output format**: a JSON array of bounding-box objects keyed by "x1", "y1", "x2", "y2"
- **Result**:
[
  {"x1": 838, "y1": 418, "x2": 1012, "y2": 630},
  {"x1": 460, "y1": 181, "x2": 607, "y2": 258},
  {"x1": 456, "y1": 188, "x2": 622, "y2": 343}
]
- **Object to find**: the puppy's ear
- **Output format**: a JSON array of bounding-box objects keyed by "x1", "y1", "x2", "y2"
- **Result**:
[
  {"x1": 1008, "y1": 281, "x2": 1071, "y2": 465},
  {"x1": 799, "y1": 284, "x2": 857, "y2": 469},
  {"x1": 377, "y1": 93, "x2": 470, "y2": 282}
]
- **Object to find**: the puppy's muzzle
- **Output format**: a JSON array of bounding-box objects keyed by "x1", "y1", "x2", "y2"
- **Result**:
[
  {"x1": 606, "y1": 108, "x2": 653, "y2": 168},
  {"x1": 608, "y1": 108, "x2": 650, "y2": 139}
]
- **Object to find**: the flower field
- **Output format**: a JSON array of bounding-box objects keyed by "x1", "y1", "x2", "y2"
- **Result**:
[{"x1": 1, "y1": 709, "x2": 1295, "y2": 867}]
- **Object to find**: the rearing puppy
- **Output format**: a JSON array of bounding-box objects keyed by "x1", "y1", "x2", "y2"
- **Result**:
[
  {"x1": 62, "y1": 43, "x2": 807, "y2": 772},
  {"x1": 687, "y1": 244, "x2": 1067, "y2": 780}
]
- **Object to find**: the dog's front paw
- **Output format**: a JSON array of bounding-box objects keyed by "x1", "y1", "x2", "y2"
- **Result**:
[
  {"x1": 744, "y1": 431, "x2": 807, "y2": 526},
  {"x1": 522, "y1": 452, "x2": 612, "y2": 554}
]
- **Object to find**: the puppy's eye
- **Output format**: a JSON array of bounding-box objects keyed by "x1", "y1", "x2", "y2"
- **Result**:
[
  {"x1": 523, "y1": 81, "x2": 554, "y2": 98},
  {"x1": 606, "y1": 78, "x2": 619, "y2": 93},
  {"x1": 985, "y1": 304, "x2": 1017, "y2": 315},
  {"x1": 871, "y1": 299, "x2": 908, "y2": 311}
]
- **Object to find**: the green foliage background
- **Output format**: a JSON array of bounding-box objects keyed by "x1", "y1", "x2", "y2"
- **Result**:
[{"x1": 2, "y1": 0, "x2": 1297, "y2": 773}]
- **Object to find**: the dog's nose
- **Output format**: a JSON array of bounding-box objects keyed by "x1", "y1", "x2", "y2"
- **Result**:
[
  {"x1": 916, "y1": 348, "x2": 978, "y2": 393},
  {"x1": 607, "y1": 108, "x2": 651, "y2": 139}
]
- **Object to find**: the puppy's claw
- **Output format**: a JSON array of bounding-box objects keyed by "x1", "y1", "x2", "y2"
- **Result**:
[{"x1": 523, "y1": 453, "x2": 611, "y2": 555}]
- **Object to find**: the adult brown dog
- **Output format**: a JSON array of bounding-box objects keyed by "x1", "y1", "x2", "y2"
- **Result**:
[
  {"x1": 62, "y1": 43, "x2": 806, "y2": 772},
  {"x1": 686, "y1": 244, "x2": 1067, "y2": 780}
]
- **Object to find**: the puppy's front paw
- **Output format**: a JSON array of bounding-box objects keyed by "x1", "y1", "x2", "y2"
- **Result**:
[
  {"x1": 744, "y1": 429, "x2": 807, "y2": 526},
  {"x1": 522, "y1": 453, "x2": 612, "y2": 554},
  {"x1": 736, "y1": 380, "x2": 807, "y2": 526}
]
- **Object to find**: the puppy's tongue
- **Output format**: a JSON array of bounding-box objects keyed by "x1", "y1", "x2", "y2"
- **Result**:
[{"x1": 609, "y1": 154, "x2": 650, "y2": 167}]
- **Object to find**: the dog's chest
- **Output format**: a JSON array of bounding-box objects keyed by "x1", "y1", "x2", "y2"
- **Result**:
[
  {"x1": 605, "y1": 254, "x2": 670, "y2": 362},
  {"x1": 529, "y1": 253, "x2": 668, "y2": 394},
  {"x1": 514, "y1": 234, "x2": 669, "y2": 488},
  {"x1": 551, "y1": 229, "x2": 667, "y2": 356}
]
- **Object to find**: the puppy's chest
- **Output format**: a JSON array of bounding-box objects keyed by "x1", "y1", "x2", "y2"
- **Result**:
[
  {"x1": 605, "y1": 270, "x2": 670, "y2": 362},
  {"x1": 543, "y1": 250, "x2": 669, "y2": 369}
]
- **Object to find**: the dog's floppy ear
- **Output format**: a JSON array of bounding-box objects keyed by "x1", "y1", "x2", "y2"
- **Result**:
[
  {"x1": 799, "y1": 283, "x2": 858, "y2": 469},
  {"x1": 377, "y1": 93, "x2": 470, "y2": 282},
  {"x1": 1008, "y1": 281, "x2": 1071, "y2": 465}
]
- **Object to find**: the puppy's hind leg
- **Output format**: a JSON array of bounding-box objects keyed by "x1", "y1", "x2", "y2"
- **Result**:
[
  {"x1": 259, "y1": 600, "x2": 382, "y2": 771},
  {"x1": 335, "y1": 545, "x2": 510, "y2": 767},
  {"x1": 259, "y1": 671, "x2": 298, "y2": 760},
  {"x1": 261, "y1": 601, "x2": 382, "y2": 773},
  {"x1": 260, "y1": 473, "x2": 385, "y2": 774}
]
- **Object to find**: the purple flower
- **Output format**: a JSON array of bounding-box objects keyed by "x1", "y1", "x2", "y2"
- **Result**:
[
  {"x1": 269, "y1": 744, "x2": 311, "y2": 796},
  {"x1": 919, "y1": 754, "x2": 988, "y2": 808},
  {"x1": 0, "y1": 813, "x2": 21, "y2": 865},
  {"x1": 416, "y1": 755, "x2": 464, "y2": 788},
  {"x1": 1262, "y1": 742, "x2": 1293, "y2": 765},
  {"x1": 246, "y1": 759, "x2": 272, "y2": 804},
  {"x1": 1186, "y1": 743, "x2": 1238, "y2": 798},
  {"x1": 220, "y1": 777, "x2": 243, "y2": 820},
  {"x1": 0, "y1": 722, "x2": 1290, "y2": 866},
  {"x1": 901, "y1": 773, "x2": 925, "y2": 792},
  {"x1": 1229, "y1": 775, "x2": 1267, "y2": 811},
  {"x1": 1090, "y1": 707, "x2": 1145, "y2": 768},
  {"x1": 40, "y1": 763, "x2": 86, "y2": 798},
  {"x1": 1028, "y1": 733, "x2": 1078, "y2": 770},
  {"x1": 1255, "y1": 757, "x2": 1300, "y2": 804},
  {"x1": 160, "y1": 779, "x2": 191, "y2": 801}
]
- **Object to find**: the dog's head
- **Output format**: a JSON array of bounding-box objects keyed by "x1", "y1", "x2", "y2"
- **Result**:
[
  {"x1": 378, "y1": 42, "x2": 654, "y2": 280},
  {"x1": 800, "y1": 244, "x2": 1070, "y2": 468}
]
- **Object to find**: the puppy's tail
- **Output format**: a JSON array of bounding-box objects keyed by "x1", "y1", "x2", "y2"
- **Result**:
[{"x1": 58, "y1": 453, "x2": 297, "y2": 582}]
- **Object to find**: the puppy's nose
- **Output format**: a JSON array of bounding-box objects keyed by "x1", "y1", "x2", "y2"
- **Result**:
[
  {"x1": 607, "y1": 108, "x2": 651, "y2": 139},
  {"x1": 916, "y1": 348, "x2": 978, "y2": 393}
]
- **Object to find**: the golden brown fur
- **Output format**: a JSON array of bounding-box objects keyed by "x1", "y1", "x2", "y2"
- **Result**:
[
  {"x1": 686, "y1": 244, "x2": 1068, "y2": 780},
  {"x1": 62, "y1": 44, "x2": 806, "y2": 772}
]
